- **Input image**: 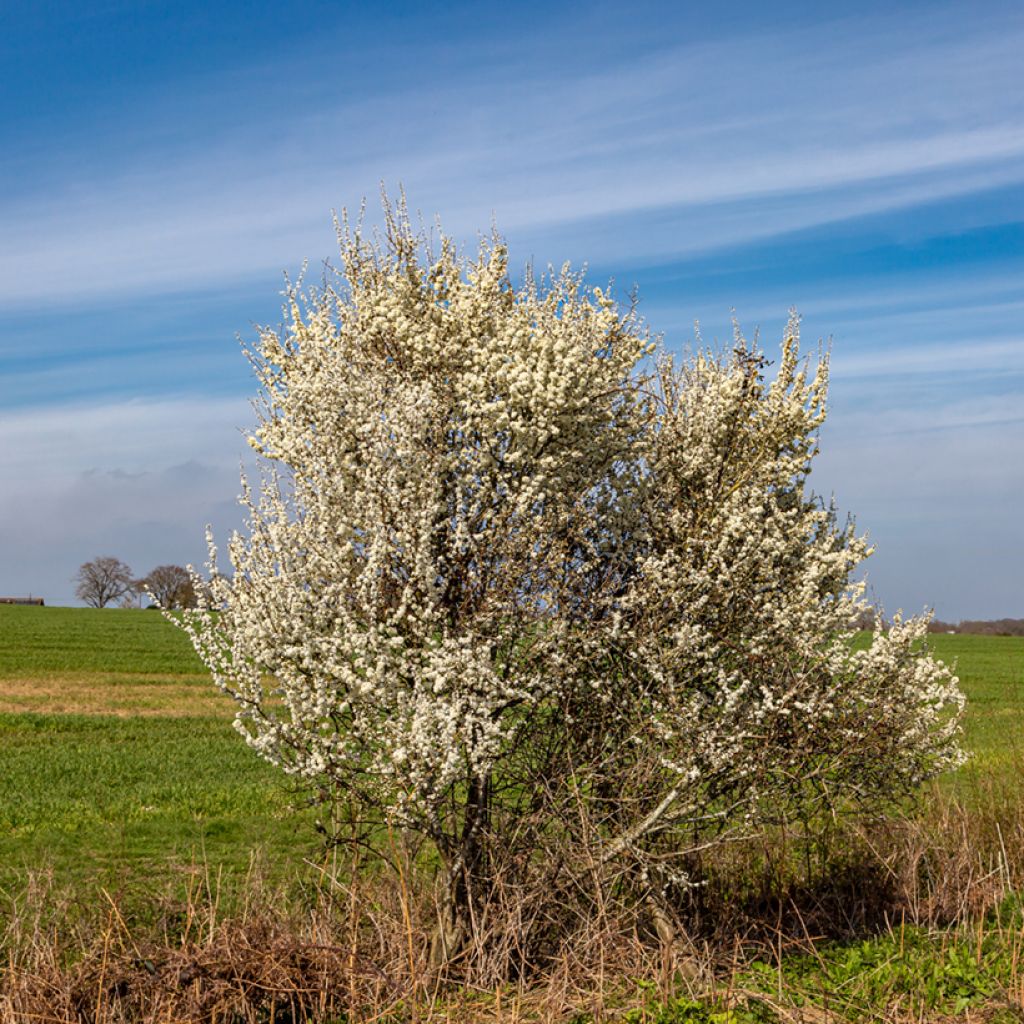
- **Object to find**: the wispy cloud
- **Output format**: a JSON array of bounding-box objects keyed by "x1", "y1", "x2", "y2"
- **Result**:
[
  {"x1": 1, "y1": 6, "x2": 1021, "y2": 307},
  {"x1": 3, "y1": 1, "x2": 1021, "y2": 619},
  {"x1": 0, "y1": 396, "x2": 251, "y2": 483},
  {"x1": 831, "y1": 337, "x2": 1024, "y2": 380}
]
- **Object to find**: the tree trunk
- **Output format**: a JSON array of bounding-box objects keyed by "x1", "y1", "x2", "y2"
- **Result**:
[{"x1": 429, "y1": 773, "x2": 491, "y2": 969}]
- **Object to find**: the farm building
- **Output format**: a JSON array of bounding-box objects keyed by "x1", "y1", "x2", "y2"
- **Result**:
[{"x1": 0, "y1": 597, "x2": 45, "y2": 606}]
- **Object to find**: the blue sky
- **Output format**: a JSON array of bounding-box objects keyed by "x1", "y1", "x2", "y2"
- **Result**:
[{"x1": 1, "y1": 0, "x2": 1021, "y2": 618}]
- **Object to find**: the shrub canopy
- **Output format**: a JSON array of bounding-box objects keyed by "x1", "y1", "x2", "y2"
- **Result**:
[{"x1": 179, "y1": 199, "x2": 964, "y2": 955}]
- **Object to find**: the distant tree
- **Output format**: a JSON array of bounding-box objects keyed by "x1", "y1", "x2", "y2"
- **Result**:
[
  {"x1": 73, "y1": 557, "x2": 134, "y2": 609},
  {"x1": 144, "y1": 564, "x2": 196, "y2": 609},
  {"x1": 958, "y1": 618, "x2": 1024, "y2": 637}
]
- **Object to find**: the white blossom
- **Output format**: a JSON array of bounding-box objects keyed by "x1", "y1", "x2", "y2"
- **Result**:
[{"x1": 174, "y1": 199, "x2": 964, "y2": 899}]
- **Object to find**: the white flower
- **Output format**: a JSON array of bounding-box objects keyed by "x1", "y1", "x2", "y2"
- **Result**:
[{"x1": 176, "y1": 200, "x2": 965, "y2": 879}]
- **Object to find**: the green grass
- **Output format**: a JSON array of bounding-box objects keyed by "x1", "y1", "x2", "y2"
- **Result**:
[
  {"x1": 925, "y1": 633, "x2": 1024, "y2": 773},
  {"x1": 0, "y1": 605, "x2": 321, "y2": 894},
  {"x1": 738, "y1": 921, "x2": 1019, "y2": 1020},
  {"x1": 0, "y1": 607, "x2": 1021, "y2": 895},
  {"x1": 0, "y1": 713, "x2": 321, "y2": 887},
  {"x1": 0, "y1": 604, "x2": 204, "y2": 676},
  {"x1": 608, "y1": 910, "x2": 1024, "y2": 1022}
]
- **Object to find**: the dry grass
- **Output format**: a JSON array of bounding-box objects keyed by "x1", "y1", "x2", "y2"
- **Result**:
[
  {"x1": 0, "y1": 674, "x2": 224, "y2": 718},
  {"x1": 4, "y1": 780, "x2": 1024, "y2": 1024}
]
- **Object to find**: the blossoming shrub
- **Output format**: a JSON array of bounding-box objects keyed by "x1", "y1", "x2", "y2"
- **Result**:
[{"x1": 179, "y1": 199, "x2": 964, "y2": 959}]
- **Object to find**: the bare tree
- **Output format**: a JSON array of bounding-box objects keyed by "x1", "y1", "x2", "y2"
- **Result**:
[
  {"x1": 143, "y1": 564, "x2": 196, "y2": 609},
  {"x1": 73, "y1": 557, "x2": 134, "y2": 608}
]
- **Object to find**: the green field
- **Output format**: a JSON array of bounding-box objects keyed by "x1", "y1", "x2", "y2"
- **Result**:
[
  {"x1": 0, "y1": 605, "x2": 1021, "y2": 894},
  {"x1": 0, "y1": 605, "x2": 322, "y2": 894},
  {"x1": 928, "y1": 632, "x2": 1024, "y2": 774},
  {"x1": 2, "y1": 605, "x2": 1023, "y2": 1021},
  {"x1": 0, "y1": 603, "x2": 203, "y2": 677}
]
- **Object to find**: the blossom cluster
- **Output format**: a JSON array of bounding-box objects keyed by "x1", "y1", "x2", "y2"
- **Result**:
[{"x1": 177, "y1": 201, "x2": 965, "y2": 871}]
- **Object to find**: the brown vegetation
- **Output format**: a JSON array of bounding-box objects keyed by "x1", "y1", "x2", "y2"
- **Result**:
[
  {"x1": 929, "y1": 619, "x2": 1024, "y2": 637},
  {"x1": 0, "y1": 673, "x2": 224, "y2": 717},
  {"x1": 4, "y1": 771, "x2": 1024, "y2": 1023}
]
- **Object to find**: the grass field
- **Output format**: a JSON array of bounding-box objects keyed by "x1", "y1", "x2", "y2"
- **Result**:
[
  {"x1": 928, "y1": 632, "x2": 1024, "y2": 775},
  {"x1": 0, "y1": 605, "x2": 322, "y2": 895},
  {"x1": 0, "y1": 604, "x2": 202, "y2": 677},
  {"x1": 0, "y1": 604, "x2": 1021, "y2": 892},
  {"x1": 1, "y1": 605, "x2": 1023, "y2": 1020}
]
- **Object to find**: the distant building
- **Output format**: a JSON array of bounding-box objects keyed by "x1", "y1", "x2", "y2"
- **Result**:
[{"x1": 0, "y1": 597, "x2": 45, "y2": 606}]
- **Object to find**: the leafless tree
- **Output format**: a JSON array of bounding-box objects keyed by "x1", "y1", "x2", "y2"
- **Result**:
[
  {"x1": 73, "y1": 557, "x2": 134, "y2": 608},
  {"x1": 143, "y1": 564, "x2": 196, "y2": 609},
  {"x1": 119, "y1": 580, "x2": 147, "y2": 609}
]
